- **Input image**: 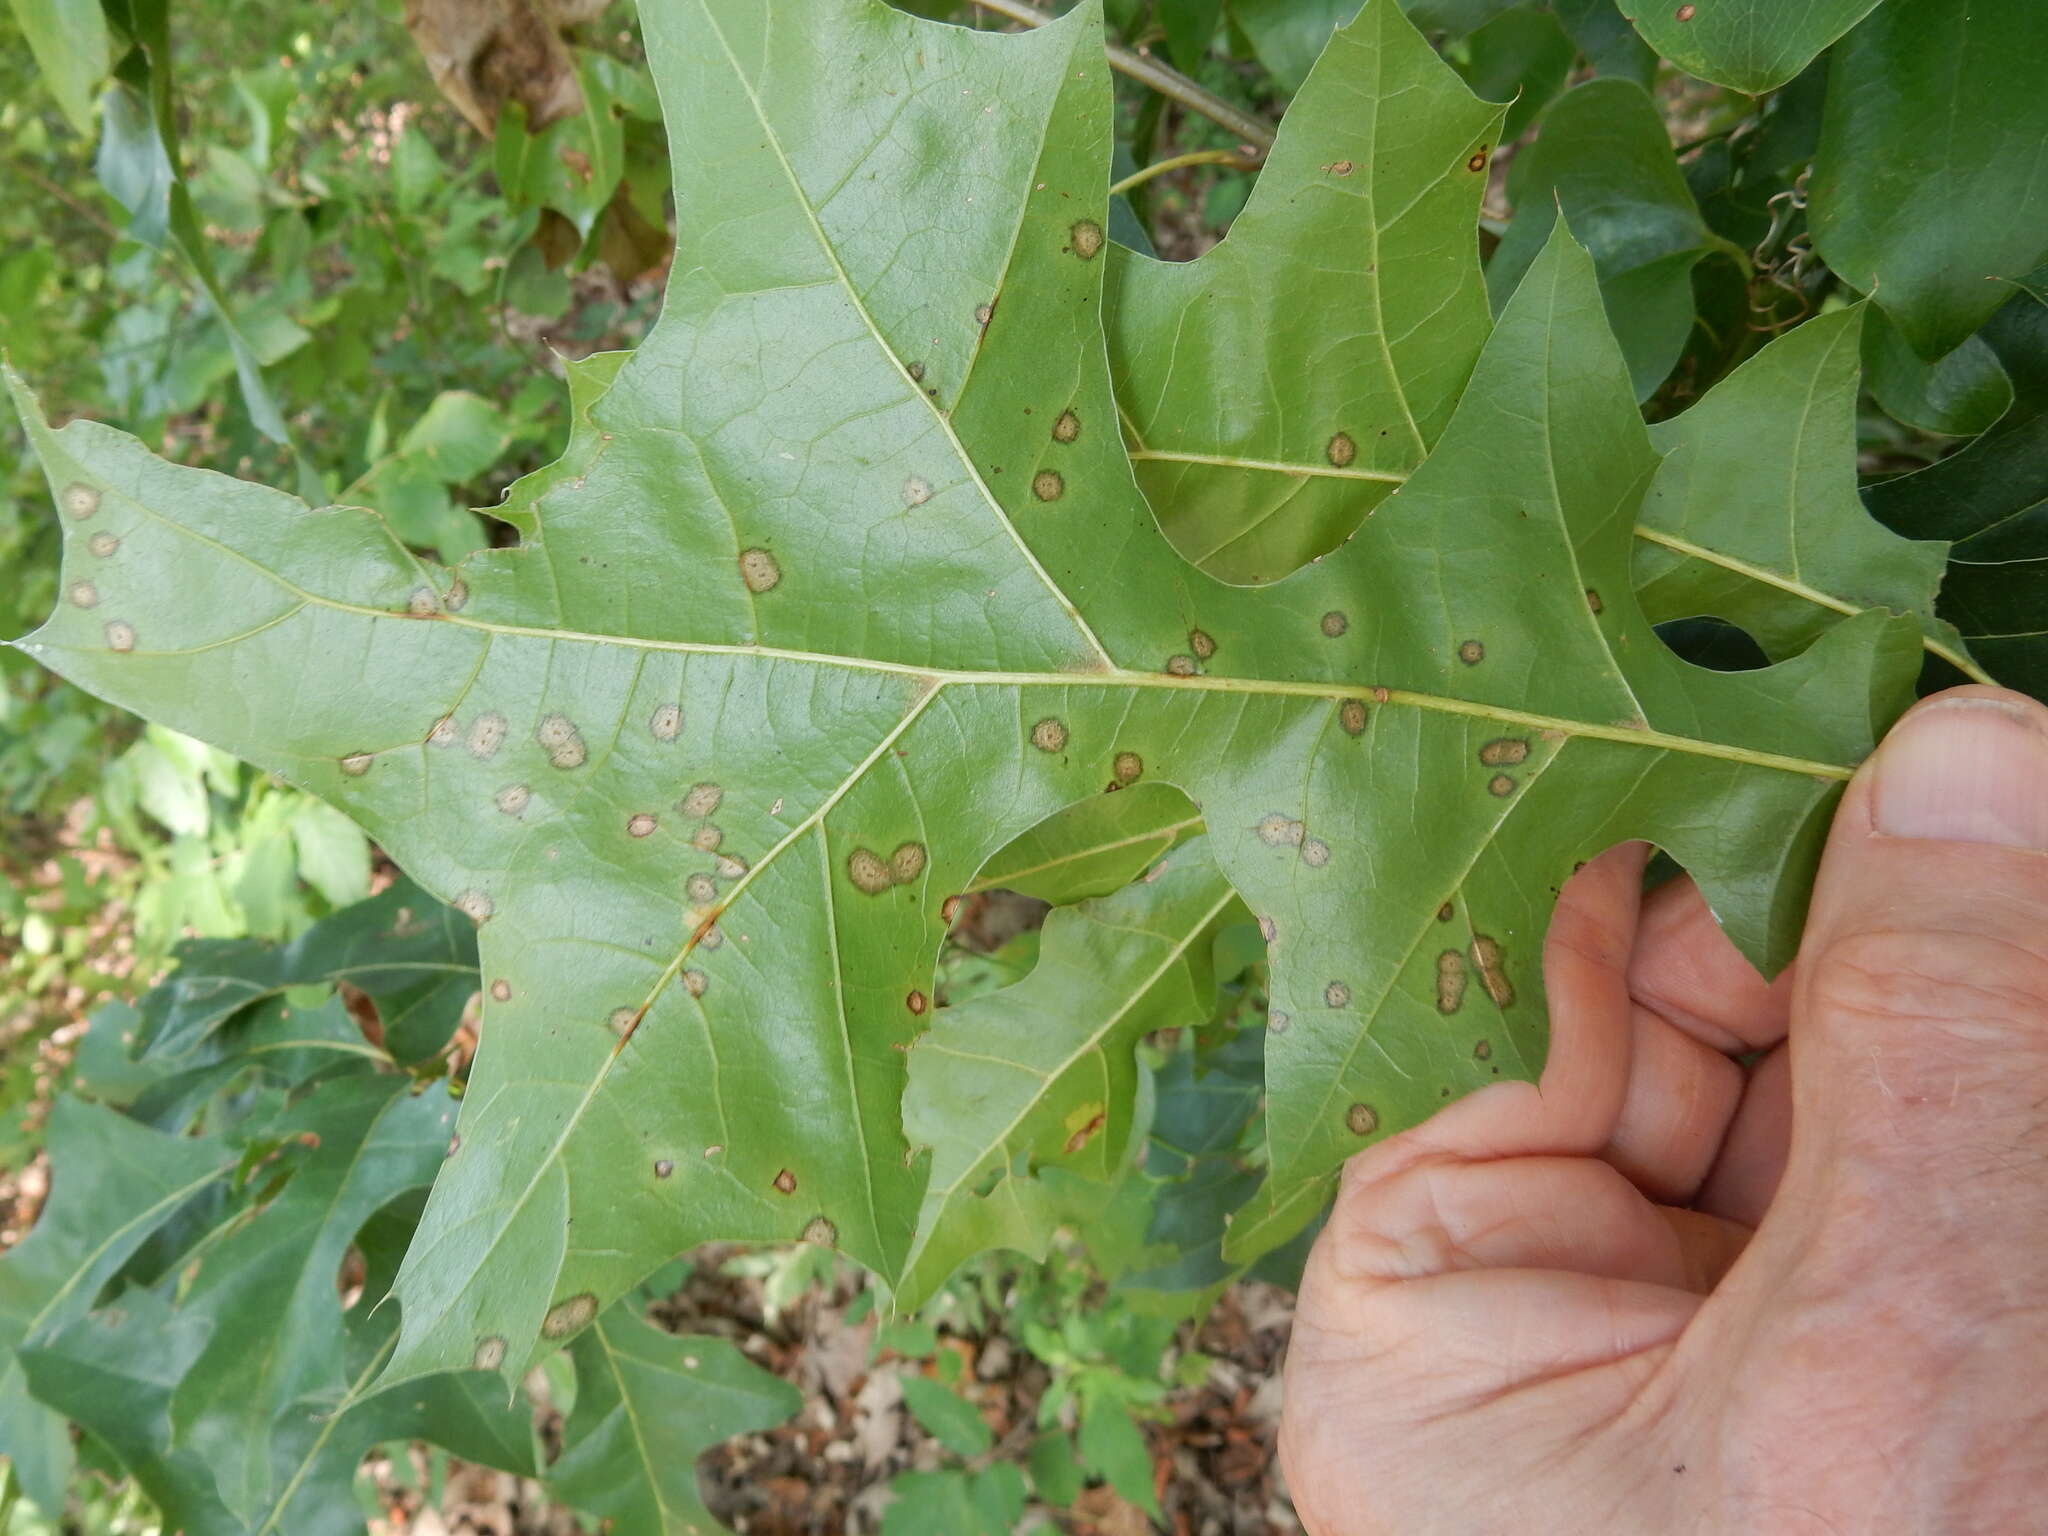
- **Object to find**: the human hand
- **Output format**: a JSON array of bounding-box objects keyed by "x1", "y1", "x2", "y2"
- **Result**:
[{"x1": 1280, "y1": 686, "x2": 2048, "y2": 1534}]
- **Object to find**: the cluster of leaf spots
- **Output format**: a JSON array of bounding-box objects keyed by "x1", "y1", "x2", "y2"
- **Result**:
[
  {"x1": 846, "y1": 841, "x2": 927, "y2": 895},
  {"x1": 1436, "y1": 949, "x2": 1468, "y2": 1014}
]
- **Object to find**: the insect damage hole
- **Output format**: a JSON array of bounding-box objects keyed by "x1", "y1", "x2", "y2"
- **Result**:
[
  {"x1": 1031, "y1": 469, "x2": 1065, "y2": 502},
  {"x1": 1346, "y1": 1102, "x2": 1379, "y2": 1136},
  {"x1": 738, "y1": 547, "x2": 781, "y2": 593},
  {"x1": 1052, "y1": 409, "x2": 1080, "y2": 444},
  {"x1": 681, "y1": 782, "x2": 723, "y2": 818},
  {"x1": 61, "y1": 483, "x2": 101, "y2": 520},
  {"x1": 1326, "y1": 432, "x2": 1357, "y2": 468},
  {"x1": 1030, "y1": 717, "x2": 1068, "y2": 753},
  {"x1": 650, "y1": 702, "x2": 683, "y2": 741},
  {"x1": 1068, "y1": 219, "x2": 1104, "y2": 259},
  {"x1": 467, "y1": 712, "x2": 508, "y2": 759},
  {"x1": 536, "y1": 714, "x2": 586, "y2": 769},
  {"x1": 541, "y1": 1293, "x2": 598, "y2": 1339}
]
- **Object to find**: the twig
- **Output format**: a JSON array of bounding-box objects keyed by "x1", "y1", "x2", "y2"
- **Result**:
[
  {"x1": 1108, "y1": 147, "x2": 1259, "y2": 198},
  {"x1": 969, "y1": 0, "x2": 1275, "y2": 158}
]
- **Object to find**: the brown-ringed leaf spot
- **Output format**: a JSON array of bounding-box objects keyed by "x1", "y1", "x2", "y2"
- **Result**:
[
  {"x1": 738, "y1": 547, "x2": 781, "y2": 593},
  {"x1": 1030, "y1": 718, "x2": 1067, "y2": 753},
  {"x1": 67, "y1": 581, "x2": 97, "y2": 608},
  {"x1": 1052, "y1": 408, "x2": 1080, "y2": 443},
  {"x1": 104, "y1": 620, "x2": 134, "y2": 652},
  {"x1": 1321, "y1": 611, "x2": 1349, "y2": 637},
  {"x1": 1031, "y1": 469, "x2": 1064, "y2": 502},
  {"x1": 848, "y1": 848, "x2": 892, "y2": 894},
  {"x1": 494, "y1": 783, "x2": 531, "y2": 816},
  {"x1": 1346, "y1": 1103, "x2": 1379, "y2": 1136},
  {"x1": 1458, "y1": 639, "x2": 1486, "y2": 665},
  {"x1": 1326, "y1": 432, "x2": 1357, "y2": 468},
  {"x1": 467, "y1": 712, "x2": 508, "y2": 759},
  {"x1": 1435, "y1": 950, "x2": 1467, "y2": 1014},
  {"x1": 540, "y1": 1293, "x2": 598, "y2": 1340},
  {"x1": 681, "y1": 782, "x2": 723, "y2": 818},
  {"x1": 1339, "y1": 699, "x2": 1369, "y2": 735},
  {"x1": 61, "y1": 482, "x2": 99, "y2": 519},
  {"x1": 773, "y1": 1169, "x2": 797, "y2": 1195},
  {"x1": 88, "y1": 532, "x2": 118, "y2": 557},
  {"x1": 650, "y1": 702, "x2": 683, "y2": 741},
  {"x1": 1112, "y1": 750, "x2": 1143, "y2": 785},
  {"x1": 1471, "y1": 934, "x2": 1514, "y2": 1007},
  {"x1": 1325, "y1": 981, "x2": 1352, "y2": 1008}
]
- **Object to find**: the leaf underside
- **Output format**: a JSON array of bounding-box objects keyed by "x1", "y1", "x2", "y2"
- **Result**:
[{"x1": 10, "y1": 0, "x2": 1923, "y2": 1386}]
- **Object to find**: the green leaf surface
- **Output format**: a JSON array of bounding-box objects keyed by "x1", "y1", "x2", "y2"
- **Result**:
[
  {"x1": 968, "y1": 782, "x2": 1202, "y2": 904},
  {"x1": 1488, "y1": 77, "x2": 1732, "y2": 400},
  {"x1": 901, "y1": 839, "x2": 1235, "y2": 1307},
  {"x1": 19, "y1": 1283, "x2": 537, "y2": 1536},
  {"x1": 0, "y1": 1099, "x2": 231, "y2": 1514},
  {"x1": 11, "y1": 0, "x2": 1922, "y2": 1385},
  {"x1": 1633, "y1": 307, "x2": 1967, "y2": 671},
  {"x1": 128, "y1": 877, "x2": 476, "y2": 1066},
  {"x1": 1078, "y1": 1395, "x2": 1158, "y2": 1514},
  {"x1": 1108, "y1": 0, "x2": 1500, "y2": 583},
  {"x1": 1808, "y1": 0, "x2": 2048, "y2": 359},
  {"x1": 899, "y1": 1373, "x2": 994, "y2": 1456},
  {"x1": 882, "y1": 1466, "x2": 1026, "y2": 1536},
  {"x1": 9, "y1": 0, "x2": 109, "y2": 135},
  {"x1": 1621, "y1": 0, "x2": 1883, "y2": 94},
  {"x1": 1860, "y1": 306, "x2": 2014, "y2": 438},
  {"x1": 1453, "y1": 4, "x2": 1576, "y2": 141},
  {"x1": 1867, "y1": 271, "x2": 2048, "y2": 698},
  {"x1": 167, "y1": 1075, "x2": 459, "y2": 1521},
  {"x1": 548, "y1": 1305, "x2": 801, "y2": 1536}
]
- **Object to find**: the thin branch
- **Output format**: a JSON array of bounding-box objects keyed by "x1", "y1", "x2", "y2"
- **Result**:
[
  {"x1": 1107, "y1": 147, "x2": 1259, "y2": 198},
  {"x1": 968, "y1": 0, "x2": 1275, "y2": 157}
]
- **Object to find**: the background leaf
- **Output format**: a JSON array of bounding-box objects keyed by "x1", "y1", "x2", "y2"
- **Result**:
[
  {"x1": 6, "y1": 0, "x2": 108, "y2": 136},
  {"x1": 1808, "y1": 0, "x2": 2048, "y2": 359},
  {"x1": 1621, "y1": 0, "x2": 1883, "y2": 94}
]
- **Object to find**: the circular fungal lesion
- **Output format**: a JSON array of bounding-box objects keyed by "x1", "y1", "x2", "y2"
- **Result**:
[
  {"x1": 682, "y1": 969, "x2": 708, "y2": 998},
  {"x1": 466, "y1": 712, "x2": 508, "y2": 760},
  {"x1": 1470, "y1": 934, "x2": 1514, "y2": 1008},
  {"x1": 541, "y1": 1293, "x2": 598, "y2": 1340},
  {"x1": 650, "y1": 702, "x2": 683, "y2": 741},
  {"x1": 738, "y1": 547, "x2": 782, "y2": 594},
  {"x1": 890, "y1": 842, "x2": 927, "y2": 883},
  {"x1": 1267, "y1": 1008, "x2": 1290, "y2": 1034},
  {"x1": 1585, "y1": 588, "x2": 1604, "y2": 614},
  {"x1": 1052, "y1": 409, "x2": 1080, "y2": 444},
  {"x1": 1338, "y1": 699, "x2": 1368, "y2": 736},
  {"x1": 1188, "y1": 628, "x2": 1216, "y2": 660},
  {"x1": 1031, "y1": 469, "x2": 1064, "y2": 502},
  {"x1": 1435, "y1": 900, "x2": 1455, "y2": 923},
  {"x1": 87, "y1": 532, "x2": 118, "y2": 558},
  {"x1": 103, "y1": 619, "x2": 137, "y2": 652},
  {"x1": 1467, "y1": 146, "x2": 1491, "y2": 172},
  {"x1": 1324, "y1": 980, "x2": 1352, "y2": 1009},
  {"x1": 903, "y1": 475, "x2": 933, "y2": 508},
  {"x1": 1487, "y1": 774, "x2": 1518, "y2": 798},
  {"x1": 1320, "y1": 611, "x2": 1349, "y2": 638},
  {"x1": 655, "y1": 1158, "x2": 675, "y2": 1178},
  {"x1": 494, "y1": 783, "x2": 531, "y2": 816},
  {"x1": 1165, "y1": 654, "x2": 1197, "y2": 676},
  {"x1": 692, "y1": 824, "x2": 724, "y2": 852},
  {"x1": 608, "y1": 1006, "x2": 637, "y2": 1035},
  {"x1": 697, "y1": 923, "x2": 724, "y2": 950},
  {"x1": 1300, "y1": 837, "x2": 1331, "y2": 868},
  {"x1": 489, "y1": 979, "x2": 513, "y2": 1002},
  {"x1": 685, "y1": 873, "x2": 718, "y2": 905},
  {"x1": 803, "y1": 1215, "x2": 839, "y2": 1247},
  {"x1": 61, "y1": 483, "x2": 101, "y2": 520},
  {"x1": 1029, "y1": 717, "x2": 1068, "y2": 754},
  {"x1": 407, "y1": 586, "x2": 439, "y2": 617},
  {"x1": 906, "y1": 988, "x2": 928, "y2": 1016},
  {"x1": 625, "y1": 812, "x2": 657, "y2": 838},
  {"x1": 67, "y1": 580, "x2": 98, "y2": 609},
  {"x1": 1068, "y1": 219, "x2": 1104, "y2": 259},
  {"x1": 1112, "y1": 750, "x2": 1143, "y2": 785},
  {"x1": 973, "y1": 302, "x2": 995, "y2": 329},
  {"x1": 1257, "y1": 915, "x2": 1277, "y2": 943},
  {"x1": 715, "y1": 852, "x2": 748, "y2": 879},
  {"x1": 444, "y1": 579, "x2": 469, "y2": 612},
  {"x1": 772, "y1": 1168, "x2": 798, "y2": 1195},
  {"x1": 1346, "y1": 1102, "x2": 1379, "y2": 1136},
  {"x1": 340, "y1": 751, "x2": 373, "y2": 777},
  {"x1": 472, "y1": 1336, "x2": 508, "y2": 1372},
  {"x1": 427, "y1": 716, "x2": 459, "y2": 748},
  {"x1": 681, "y1": 782, "x2": 723, "y2": 818},
  {"x1": 1473, "y1": 1039, "x2": 1492, "y2": 1061},
  {"x1": 1326, "y1": 432, "x2": 1357, "y2": 468},
  {"x1": 1479, "y1": 738, "x2": 1530, "y2": 767},
  {"x1": 454, "y1": 889, "x2": 495, "y2": 924},
  {"x1": 847, "y1": 847, "x2": 892, "y2": 894},
  {"x1": 1457, "y1": 639, "x2": 1486, "y2": 665}
]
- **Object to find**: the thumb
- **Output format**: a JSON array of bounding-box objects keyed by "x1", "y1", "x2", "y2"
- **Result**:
[{"x1": 1785, "y1": 685, "x2": 2048, "y2": 1209}]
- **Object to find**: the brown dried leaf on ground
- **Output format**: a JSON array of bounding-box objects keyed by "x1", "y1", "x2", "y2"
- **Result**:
[{"x1": 402, "y1": 0, "x2": 607, "y2": 137}]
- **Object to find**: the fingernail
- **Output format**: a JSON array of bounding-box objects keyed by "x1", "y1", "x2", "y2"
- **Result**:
[{"x1": 1872, "y1": 698, "x2": 2048, "y2": 849}]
